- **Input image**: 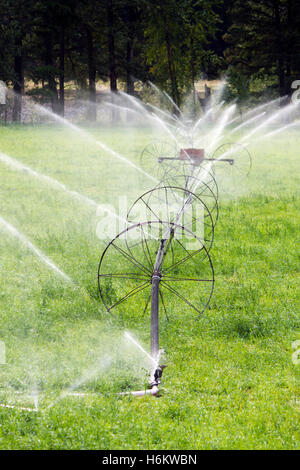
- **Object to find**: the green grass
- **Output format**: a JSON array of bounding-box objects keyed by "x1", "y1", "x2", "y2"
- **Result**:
[{"x1": 0, "y1": 123, "x2": 299, "y2": 449}]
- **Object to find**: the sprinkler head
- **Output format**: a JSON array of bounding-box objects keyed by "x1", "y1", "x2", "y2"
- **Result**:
[{"x1": 150, "y1": 364, "x2": 167, "y2": 388}]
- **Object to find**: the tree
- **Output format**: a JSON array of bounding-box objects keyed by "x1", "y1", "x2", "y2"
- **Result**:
[
  {"x1": 74, "y1": 1, "x2": 106, "y2": 121},
  {"x1": 118, "y1": 1, "x2": 144, "y2": 95},
  {"x1": 30, "y1": 1, "x2": 78, "y2": 115},
  {"x1": 0, "y1": 0, "x2": 35, "y2": 121},
  {"x1": 144, "y1": 0, "x2": 221, "y2": 110},
  {"x1": 181, "y1": 0, "x2": 222, "y2": 114},
  {"x1": 144, "y1": 0, "x2": 182, "y2": 108},
  {"x1": 224, "y1": 0, "x2": 300, "y2": 100}
]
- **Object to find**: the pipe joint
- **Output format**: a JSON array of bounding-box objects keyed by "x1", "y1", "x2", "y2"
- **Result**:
[
  {"x1": 150, "y1": 364, "x2": 167, "y2": 388},
  {"x1": 152, "y1": 270, "x2": 162, "y2": 282}
]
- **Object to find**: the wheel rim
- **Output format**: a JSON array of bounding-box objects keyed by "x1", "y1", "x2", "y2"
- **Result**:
[
  {"x1": 127, "y1": 186, "x2": 215, "y2": 253},
  {"x1": 98, "y1": 221, "x2": 214, "y2": 322},
  {"x1": 211, "y1": 142, "x2": 252, "y2": 196},
  {"x1": 140, "y1": 140, "x2": 178, "y2": 179},
  {"x1": 156, "y1": 174, "x2": 219, "y2": 228}
]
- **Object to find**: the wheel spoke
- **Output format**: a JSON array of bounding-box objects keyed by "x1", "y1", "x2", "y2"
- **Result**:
[
  {"x1": 108, "y1": 281, "x2": 151, "y2": 312},
  {"x1": 111, "y1": 241, "x2": 151, "y2": 275},
  {"x1": 162, "y1": 245, "x2": 205, "y2": 275},
  {"x1": 141, "y1": 225, "x2": 154, "y2": 269},
  {"x1": 142, "y1": 291, "x2": 152, "y2": 316},
  {"x1": 99, "y1": 273, "x2": 150, "y2": 281},
  {"x1": 163, "y1": 276, "x2": 213, "y2": 282},
  {"x1": 160, "y1": 281, "x2": 202, "y2": 315},
  {"x1": 159, "y1": 290, "x2": 169, "y2": 321},
  {"x1": 141, "y1": 196, "x2": 161, "y2": 221}
]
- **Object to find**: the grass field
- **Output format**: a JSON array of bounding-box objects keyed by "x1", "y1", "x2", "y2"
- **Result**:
[{"x1": 0, "y1": 123, "x2": 299, "y2": 449}]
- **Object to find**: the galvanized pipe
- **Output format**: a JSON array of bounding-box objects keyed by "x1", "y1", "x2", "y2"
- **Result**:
[
  {"x1": 151, "y1": 273, "x2": 160, "y2": 358},
  {"x1": 120, "y1": 385, "x2": 159, "y2": 397}
]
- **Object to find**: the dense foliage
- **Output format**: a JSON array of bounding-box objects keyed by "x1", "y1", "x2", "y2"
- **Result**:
[{"x1": 0, "y1": 0, "x2": 299, "y2": 119}]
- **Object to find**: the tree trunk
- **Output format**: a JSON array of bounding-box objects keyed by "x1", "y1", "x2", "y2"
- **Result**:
[
  {"x1": 163, "y1": 17, "x2": 180, "y2": 113},
  {"x1": 59, "y1": 27, "x2": 65, "y2": 117},
  {"x1": 274, "y1": 1, "x2": 285, "y2": 101},
  {"x1": 285, "y1": 0, "x2": 293, "y2": 97},
  {"x1": 45, "y1": 32, "x2": 58, "y2": 113},
  {"x1": 12, "y1": 37, "x2": 23, "y2": 123},
  {"x1": 107, "y1": 0, "x2": 117, "y2": 92},
  {"x1": 107, "y1": 0, "x2": 118, "y2": 121},
  {"x1": 87, "y1": 26, "x2": 97, "y2": 121},
  {"x1": 126, "y1": 39, "x2": 134, "y2": 95}
]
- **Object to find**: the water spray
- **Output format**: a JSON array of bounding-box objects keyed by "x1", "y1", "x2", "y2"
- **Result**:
[
  {"x1": 98, "y1": 148, "x2": 220, "y2": 396},
  {"x1": 1, "y1": 83, "x2": 297, "y2": 408},
  {"x1": 0, "y1": 215, "x2": 71, "y2": 282},
  {"x1": 97, "y1": 91, "x2": 256, "y2": 395}
]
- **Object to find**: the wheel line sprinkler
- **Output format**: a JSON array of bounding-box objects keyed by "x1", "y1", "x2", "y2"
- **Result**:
[
  {"x1": 98, "y1": 145, "x2": 221, "y2": 397},
  {"x1": 99, "y1": 202, "x2": 210, "y2": 397}
]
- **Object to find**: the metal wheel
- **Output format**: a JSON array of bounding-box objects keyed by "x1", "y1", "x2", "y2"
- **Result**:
[
  {"x1": 156, "y1": 174, "x2": 219, "y2": 228},
  {"x1": 126, "y1": 186, "x2": 215, "y2": 253},
  {"x1": 98, "y1": 221, "x2": 214, "y2": 322},
  {"x1": 160, "y1": 158, "x2": 218, "y2": 196},
  {"x1": 140, "y1": 140, "x2": 178, "y2": 179},
  {"x1": 210, "y1": 142, "x2": 252, "y2": 196},
  {"x1": 211, "y1": 142, "x2": 252, "y2": 175}
]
